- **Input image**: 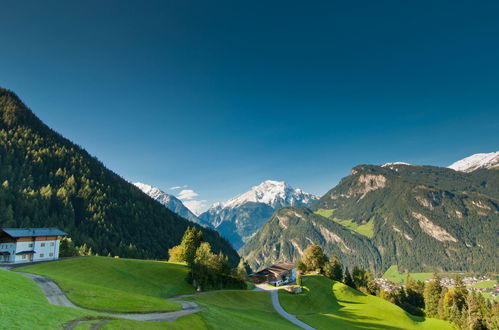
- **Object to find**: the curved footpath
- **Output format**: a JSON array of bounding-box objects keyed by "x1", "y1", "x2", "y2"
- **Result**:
[
  {"x1": 17, "y1": 271, "x2": 315, "y2": 330},
  {"x1": 255, "y1": 284, "x2": 316, "y2": 330},
  {"x1": 18, "y1": 272, "x2": 203, "y2": 322},
  {"x1": 270, "y1": 290, "x2": 316, "y2": 330}
]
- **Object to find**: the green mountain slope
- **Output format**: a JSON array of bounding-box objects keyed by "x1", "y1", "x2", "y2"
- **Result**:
[
  {"x1": 0, "y1": 88, "x2": 238, "y2": 264},
  {"x1": 17, "y1": 256, "x2": 195, "y2": 312},
  {"x1": 239, "y1": 207, "x2": 380, "y2": 271},
  {"x1": 241, "y1": 163, "x2": 498, "y2": 273},
  {"x1": 278, "y1": 275, "x2": 453, "y2": 329},
  {"x1": 0, "y1": 269, "x2": 101, "y2": 329}
]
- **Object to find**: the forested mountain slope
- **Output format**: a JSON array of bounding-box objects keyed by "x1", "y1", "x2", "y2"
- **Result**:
[
  {"x1": 200, "y1": 180, "x2": 318, "y2": 249},
  {"x1": 241, "y1": 163, "x2": 498, "y2": 273},
  {"x1": 0, "y1": 88, "x2": 238, "y2": 265}
]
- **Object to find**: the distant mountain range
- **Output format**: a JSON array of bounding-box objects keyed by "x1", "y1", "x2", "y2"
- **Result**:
[
  {"x1": 448, "y1": 151, "x2": 499, "y2": 172},
  {"x1": 199, "y1": 180, "x2": 319, "y2": 249},
  {"x1": 0, "y1": 88, "x2": 239, "y2": 265},
  {"x1": 240, "y1": 153, "x2": 498, "y2": 274},
  {"x1": 132, "y1": 182, "x2": 203, "y2": 225}
]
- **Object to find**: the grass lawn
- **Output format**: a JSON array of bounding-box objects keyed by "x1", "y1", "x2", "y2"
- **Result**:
[
  {"x1": 468, "y1": 280, "x2": 496, "y2": 289},
  {"x1": 383, "y1": 265, "x2": 433, "y2": 283},
  {"x1": 278, "y1": 275, "x2": 454, "y2": 330},
  {"x1": 16, "y1": 256, "x2": 196, "y2": 313},
  {"x1": 315, "y1": 209, "x2": 374, "y2": 238},
  {"x1": 0, "y1": 269, "x2": 101, "y2": 329},
  {"x1": 101, "y1": 291, "x2": 300, "y2": 329}
]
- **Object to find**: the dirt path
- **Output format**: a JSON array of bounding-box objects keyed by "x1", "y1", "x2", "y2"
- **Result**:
[
  {"x1": 18, "y1": 272, "x2": 203, "y2": 322},
  {"x1": 270, "y1": 290, "x2": 315, "y2": 330}
]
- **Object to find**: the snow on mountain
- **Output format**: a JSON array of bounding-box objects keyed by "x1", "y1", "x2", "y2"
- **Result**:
[
  {"x1": 215, "y1": 180, "x2": 318, "y2": 210},
  {"x1": 381, "y1": 162, "x2": 413, "y2": 167},
  {"x1": 448, "y1": 151, "x2": 499, "y2": 173},
  {"x1": 199, "y1": 180, "x2": 319, "y2": 249},
  {"x1": 133, "y1": 182, "x2": 202, "y2": 225}
]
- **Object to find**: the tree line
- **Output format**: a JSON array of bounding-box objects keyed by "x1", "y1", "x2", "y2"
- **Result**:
[
  {"x1": 297, "y1": 244, "x2": 498, "y2": 330},
  {"x1": 168, "y1": 227, "x2": 248, "y2": 291},
  {"x1": 0, "y1": 88, "x2": 239, "y2": 265}
]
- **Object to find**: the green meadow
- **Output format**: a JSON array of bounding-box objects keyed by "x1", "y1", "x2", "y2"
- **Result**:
[
  {"x1": 278, "y1": 275, "x2": 454, "y2": 330},
  {"x1": 0, "y1": 269, "x2": 101, "y2": 329},
  {"x1": 16, "y1": 256, "x2": 195, "y2": 313},
  {"x1": 315, "y1": 209, "x2": 374, "y2": 238}
]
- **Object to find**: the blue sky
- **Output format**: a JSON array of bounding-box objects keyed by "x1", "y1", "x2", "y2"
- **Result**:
[{"x1": 1, "y1": 1, "x2": 498, "y2": 214}]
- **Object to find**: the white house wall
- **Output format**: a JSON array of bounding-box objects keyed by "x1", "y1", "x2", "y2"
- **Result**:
[{"x1": 0, "y1": 239, "x2": 61, "y2": 263}]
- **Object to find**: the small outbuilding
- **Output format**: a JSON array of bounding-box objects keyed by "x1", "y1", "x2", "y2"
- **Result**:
[
  {"x1": 0, "y1": 228, "x2": 67, "y2": 264},
  {"x1": 248, "y1": 262, "x2": 297, "y2": 286}
]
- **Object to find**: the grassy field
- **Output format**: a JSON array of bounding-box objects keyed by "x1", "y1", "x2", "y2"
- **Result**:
[
  {"x1": 383, "y1": 265, "x2": 434, "y2": 283},
  {"x1": 278, "y1": 275, "x2": 453, "y2": 330},
  {"x1": 315, "y1": 209, "x2": 374, "y2": 238},
  {"x1": 16, "y1": 256, "x2": 196, "y2": 313},
  {"x1": 98, "y1": 291, "x2": 299, "y2": 329},
  {"x1": 0, "y1": 269, "x2": 101, "y2": 329},
  {"x1": 382, "y1": 265, "x2": 486, "y2": 284}
]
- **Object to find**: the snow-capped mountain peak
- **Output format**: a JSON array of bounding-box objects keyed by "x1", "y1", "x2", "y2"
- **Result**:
[
  {"x1": 448, "y1": 151, "x2": 499, "y2": 173},
  {"x1": 133, "y1": 182, "x2": 168, "y2": 201},
  {"x1": 381, "y1": 162, "x2": 412, "y2": 167},
  {"x1": 199, "y1": 180, "x2": 319, "y2": 249},
  {"x1": 216, "y1": 180, "x2": 318, "y2": 210},
  {"x1": 132, "y1": 182, "x2": 202, "y2": 224}
]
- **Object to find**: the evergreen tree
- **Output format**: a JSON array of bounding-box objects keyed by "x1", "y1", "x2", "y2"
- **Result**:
[
  {"x1": 424, "y1": 274, "x2": 442, "y2": 318},
  {"x1": 344, "y1": 267, "x2": 354, "y2": 288},
  {"x1": 235, "y1": 258, "x2": 248, "y2": 280},
  {"x1": 330, "y1": 255, "x2": 343, "y2": 282}
]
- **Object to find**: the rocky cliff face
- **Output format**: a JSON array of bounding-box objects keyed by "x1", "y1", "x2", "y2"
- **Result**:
[
  {"x1": 199, "y1": 180, "x2": 318, "y2": 249},
  {"x1": 241, "y1": 163, "x2": 498, "y2": 274}
]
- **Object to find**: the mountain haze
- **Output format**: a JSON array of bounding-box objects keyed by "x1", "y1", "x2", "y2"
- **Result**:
[{"x1": 199, "y1": 180, "x2": 318, "y2": 249}]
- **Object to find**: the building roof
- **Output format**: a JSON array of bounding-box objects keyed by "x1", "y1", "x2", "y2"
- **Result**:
[
  {"x1": 250, "y1": 262, "x2": 296, "y2": 277},
  {"x1": 16, "y1": 250, "x2": 36, "y2": 255},
  {"x1": 1, "y1": 228, "x2": 67, "y2": 238}
]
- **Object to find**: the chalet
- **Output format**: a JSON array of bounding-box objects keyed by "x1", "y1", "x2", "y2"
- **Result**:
[
  {"x1": 0, "y1": 228, "x2": 67, "y2": 264},
  {"x1": 248, "y1": 262, "x2": 297, "y2": 286}
]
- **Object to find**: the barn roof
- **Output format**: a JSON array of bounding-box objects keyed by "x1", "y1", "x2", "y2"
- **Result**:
[
  {"x1": 1, "y1": 228, "x2": 67, "y2": 238},
  {"x1": 250, "y1": 262, "x2": 297, "y2": 277}
]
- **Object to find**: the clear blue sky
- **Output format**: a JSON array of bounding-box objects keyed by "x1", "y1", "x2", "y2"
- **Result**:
[{"x1": 1, "y1": 1, "x2": 498, "y2": 214}]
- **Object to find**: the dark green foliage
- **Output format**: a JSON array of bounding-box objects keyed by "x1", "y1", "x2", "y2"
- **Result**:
[
  {"x1": 59, "y1": 237, "x2": 79, "y2": 257},
  {"x1": 424, "y1": 275, "x2": 443, "y2": 318},
  {"x1": 343, "y1": 267, "x2": 354, "y2": 288},
  {"x1": 242, "y1": 163, "x2": 498, "y2": 274},
  {"x1": 0, "y1": 88, "x2": 238, "y2": 265},
  {"x1": 240, "y1": 207, "x2": 380, "y2": 272},
  {"x1": 185, "y1": 236, "x2": 246, "y2": 291},
  {"x1": 301, "y1": 243, "x2": 329, "y2": 272},
  {"x1": 330, "y1": 255, "x2": 344, "y2": 282}
]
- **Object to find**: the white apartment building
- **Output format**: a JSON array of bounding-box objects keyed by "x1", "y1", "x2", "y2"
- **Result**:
[{"x1": 0, "y1": 228, "x2": 67, "y2": 263}]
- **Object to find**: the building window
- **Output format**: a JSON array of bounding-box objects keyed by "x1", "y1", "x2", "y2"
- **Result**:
[
  {"x1": 22, "y1": 255, "x2": 26, "y2": 259},
  {"x1": 29, "y1": 243, "x2": 33, "y2": 248},
  {"x1": 49, "y1": 253, "x2": 53, "y2": 257},
  {"x1": 41, "y1": 243, "x2": 45, "y2": 247},
  {"x1": 40, "y1": 253, "x2": 44, "y2": 258},
  {"x1": 50, "y1": 242, "x2": 55, "y2": 246}
]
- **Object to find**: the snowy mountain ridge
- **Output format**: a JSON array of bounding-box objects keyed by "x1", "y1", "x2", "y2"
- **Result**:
[
  {"x1": 133, "y1": 182, "x2": 202, "y2": 225},
  {"x1": 211, "y1": 180, "x2": 318, "y2": 210},
  {"x1": 448, "y1": 151, "x2": 499, "y2": 173},
  {"x1": 199, "y1": 180, "x2": 319, "y2": 249}
]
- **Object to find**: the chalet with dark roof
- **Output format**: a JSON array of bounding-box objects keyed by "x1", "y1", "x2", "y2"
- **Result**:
[
  {"x1": 248, "y1": 262, "x2": 297, "y2": 286},
  {"x1": 0, "y1": 228, "x2": 67, "y2": 264}
]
